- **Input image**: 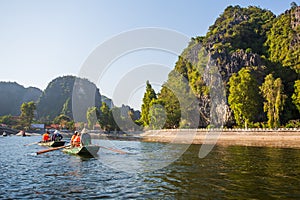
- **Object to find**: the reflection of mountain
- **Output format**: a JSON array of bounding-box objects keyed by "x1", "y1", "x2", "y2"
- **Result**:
[{"x1": 0, "y1": 82, "x2": 42, "y2": 116}]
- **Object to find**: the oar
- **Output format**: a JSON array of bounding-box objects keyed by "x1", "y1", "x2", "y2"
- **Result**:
[
  {"x1": 24, "y1": 142, "x2": 40, "y2": 146},
  {"x1": 36, "y1": 145, "x2": 71, "y2": 155},
  {"x1": 99, "y1": 145, "x2": 127, "y2": 154}
]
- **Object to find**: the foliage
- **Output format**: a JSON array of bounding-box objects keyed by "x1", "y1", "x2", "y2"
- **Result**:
[
  {"x1": 228, "y1": 68, "x2": 261, "y2": 127},
  {"x1": 285, "y1": 119, "x2": 300, "y2": 128},
  {"x1": 0, "y1": 115, "x2": 17, "y2": 126},
  {"x1": 149, "y1": 5, "x2": 300, "y2": 129},
  {"x1": 99, "y1": 102, "x2": 112, "y2": 131},
  {"x1": 148, "y1": 99, "x2": 166, "y2": 130},
  {"x1": 20, "y1": 101, "x2": 36, "y2": 128},
  {"x1": 157, "y1": 79, "x2": 181, "y2": 129},
  {"x1": 205, "y1": 5, "x2": 275, "y2": 55},
  {"x1": 111, "y1": 105, "x2": 141, "y2": 131},
  {"x1": 86, "y1": 107, "x2": 99, "y2": 130},
  {"x1": 61, "y1": 97, "x2": 72, "y2": 117},
  {"x1": 140, "y1": 81, "x2": 157, "y2": 126},
  {"x1": 260, "y1": 74, "x2": 287, "y2": 128},
  {"x1": 265, "y1": 11, "x2": 300, "y2": 73},
  {"x1": 53, "y1": 114, "x2": 74, "y2": 129},
  {"x1": 292, "y1": 80, "x2": 300, "y2": 112}
]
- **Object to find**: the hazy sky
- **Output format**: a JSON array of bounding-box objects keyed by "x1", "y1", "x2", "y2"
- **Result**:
[{"x1": 0, "y1": 0, "x2": 294, "y2": 109}]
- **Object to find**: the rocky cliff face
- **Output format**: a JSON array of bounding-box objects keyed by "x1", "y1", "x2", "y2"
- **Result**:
[
  {"x1": 211, "y1": 49, "x2": 263, "y2": 82},
  {"x1": 158, "y1": 5, "x2": 299, "y2": 128},
  {"x1": 0, "y1": 82, "x2": 42, "y2": 116},
  {"x1": 36, "y1": 75, "x2": 102, "y2": 122}
]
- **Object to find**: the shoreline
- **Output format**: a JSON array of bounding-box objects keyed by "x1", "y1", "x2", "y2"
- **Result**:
[
  {"x1": 140, "y1": 129, "x2": 300, "y2": 149},
  {"x1": 15, "y1": 128, "x2": 300, "y2": 149}
]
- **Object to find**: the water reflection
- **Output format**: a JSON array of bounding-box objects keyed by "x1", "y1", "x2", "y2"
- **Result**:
[{"x1": 1, "y1": 136, "x2": 300, "y2": 199}]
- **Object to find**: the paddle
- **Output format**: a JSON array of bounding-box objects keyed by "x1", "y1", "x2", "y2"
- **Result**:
[
  {"x1": 36, "y1": 145, "x2": 71, "y2": 155},
  {"x1": 24, "y1": 142, "x2": 40, "y2": 146},
  {"x1": 99, "y1": 145, "x2": 127, "y2": 154}
]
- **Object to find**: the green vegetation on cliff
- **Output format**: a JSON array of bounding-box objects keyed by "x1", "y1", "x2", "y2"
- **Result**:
[{"x1": 141, "y1": 4, "x2": 300, "y2": 129}]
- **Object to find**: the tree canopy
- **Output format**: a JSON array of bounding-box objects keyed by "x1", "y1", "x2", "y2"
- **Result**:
[
  {"x1": 140, "y1": 81, "x2": 157, "y2": 127},
  {"x1": 228, "y1": 68, "x2": 261, "y2": 127}
]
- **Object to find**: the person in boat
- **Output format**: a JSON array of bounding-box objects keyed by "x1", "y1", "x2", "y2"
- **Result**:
[
  {"x1": 21, "y1": 130, "x2": 26, "y2": 137},
  {"x1": 70, "y1": 131, "x2": 78, "y2": 146},
  {"x1": 80, "y1": 128, "x2": 91, "y2": 146},
  {"x1": 73, "y1": 132, "x2": 81, "y2": 147},
  {"x1": 42, "y1": 131, "x2": 51, "y2": 142},
  {"x1": 52, "y1": 130, "x2": 63, "y2": 141}
]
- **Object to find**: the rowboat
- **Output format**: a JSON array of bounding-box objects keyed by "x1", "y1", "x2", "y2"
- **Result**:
[
  {"x1": 38, "y1": 141, "x2": 66, "y2": 147},
  {"x1": 62, "y1": 145, "x2": 100, "y2": 157}
]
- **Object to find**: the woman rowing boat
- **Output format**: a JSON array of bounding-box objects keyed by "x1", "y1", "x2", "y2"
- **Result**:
[{"x1": 63, "y1": 129, "x2": 99, "y2": 157}]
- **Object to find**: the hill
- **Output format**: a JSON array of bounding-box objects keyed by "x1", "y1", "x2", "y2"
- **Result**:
[
  {"x1": 0, "y1": 82, "x2": 42, "y2": 116},
  {"x1": 148, "y1": 4, "x2": 300, "y2": 128},
  {"x1": 36, "y1": 75, "x2": 102, "y2": 122}
]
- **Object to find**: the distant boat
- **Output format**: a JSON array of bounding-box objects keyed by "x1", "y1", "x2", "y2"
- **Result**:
[{"x1": 2, "y1": 131, "x2": 7, "y2": 137}]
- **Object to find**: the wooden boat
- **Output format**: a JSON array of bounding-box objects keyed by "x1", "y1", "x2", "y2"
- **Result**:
[
  {"x1": 38, "y1": 141, "x2": 66, "y2": 147},
  {"x1": 62, "y1": 145, "x2": 100, "y2": 157}
]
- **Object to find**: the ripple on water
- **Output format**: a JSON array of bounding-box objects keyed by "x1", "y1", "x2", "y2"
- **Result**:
[{"x1": 1, "y1": 137, "x2": 300, "y2": 199}]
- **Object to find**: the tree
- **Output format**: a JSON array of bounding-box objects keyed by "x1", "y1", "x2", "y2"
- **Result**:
[
  {"x1": 61, "y1": 97, "x2": 72, "y2": 117},
  {"x1": 20, "y1": 101, "x2": 36, "y2": 128},
  {"x1": 148, "y1": 99, "x2": 166, "y2": 130},
  {"x1": 99, "y1": 102, "x2": 111, "y2": 131},
  {"x1": 292, "y1": 80, "x2": 300, "y2": 113},
  {"x1": 266, "y1": 12, "x2": 300, "y2": 73},
  {"x1": 0, "y1": 115, "x2": 16, "y2": 126},
  {"x1": 228, "y1": 68, "x2": 260, "y2": 128},
  {"x1": 260, "y1": 74, "x2": 286, "y2": 128},
  {"x1": 86, "y1": 107, "x2": 99, "y2": 130},
  {"x1": 53, "y1": 114, "x2": 73, "y2": 129},
  {"x1": 140, "y1": 81, "x2": 157, "y2": 126}
]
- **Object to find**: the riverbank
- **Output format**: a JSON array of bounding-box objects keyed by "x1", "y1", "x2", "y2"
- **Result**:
[
  {"x1": 141, "y1": 128, "x2": 300, "y2": 148},
  {"x1": 50, "y1": 128, "x2": 300, "y2": 149}
]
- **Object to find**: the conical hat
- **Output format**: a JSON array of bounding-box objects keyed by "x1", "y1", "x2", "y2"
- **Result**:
[{"x1": 81, "y1": 128, "x2": 88, "y2": 134}]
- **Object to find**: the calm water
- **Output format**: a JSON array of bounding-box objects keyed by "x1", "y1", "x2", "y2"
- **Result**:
[{"x1": 1, "y1": 135, "x2": 300, "y2": 199}]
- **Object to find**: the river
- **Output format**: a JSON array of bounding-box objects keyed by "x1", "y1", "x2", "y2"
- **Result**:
[{"x1": 0, "y1": 135, "x2": 300, "y2": 199}]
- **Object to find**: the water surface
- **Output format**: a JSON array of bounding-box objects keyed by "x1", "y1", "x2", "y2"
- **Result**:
[{"x1": 0, "y1": 136, "x2": 300, "y2": 199}]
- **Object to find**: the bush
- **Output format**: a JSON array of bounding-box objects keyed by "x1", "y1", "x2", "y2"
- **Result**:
[{"x1": 285, "y1": 120, "x2": 300, "y2": 128}]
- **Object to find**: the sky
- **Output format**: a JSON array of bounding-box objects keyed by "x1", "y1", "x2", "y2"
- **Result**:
[{"x1": 0, "y1": 0, "x2": 295, "y2": 110}]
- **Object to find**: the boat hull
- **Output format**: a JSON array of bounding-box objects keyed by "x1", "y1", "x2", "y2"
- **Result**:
[
  {"x1": 38, "y1": 141, "x2": 66, "y2": 147},
  {"x1": 62, "y1": 145, "x2": 100, "y2": 157}
]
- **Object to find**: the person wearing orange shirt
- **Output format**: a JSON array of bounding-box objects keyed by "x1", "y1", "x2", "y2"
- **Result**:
[
  {"x1": 70, "y1": 131, "x2": 78, "y2": 146},
  {"x1": 73, "y1": 132, "x2": 81, "y2": 147},
  {"x1": 42, "y1": 131, "x2": 51, "y2": 142}
]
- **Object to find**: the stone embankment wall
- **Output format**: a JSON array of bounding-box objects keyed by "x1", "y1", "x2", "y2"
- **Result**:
[{"x1": 141, "y1": 128, "x2": 300, "y2": 148}]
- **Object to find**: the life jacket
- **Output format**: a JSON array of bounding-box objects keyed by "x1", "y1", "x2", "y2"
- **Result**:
[
  {"x1": 73, "y1": 135, "x2": 81, "y2": 147},
  {"x1": 42, "y1": 133, "x2": 50, "y2": 142},
  {"x1": 71, "y1": 135, "x2": 76, "y2": 144}
]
